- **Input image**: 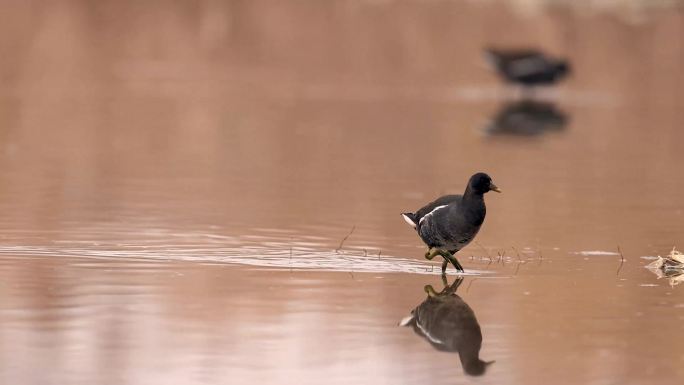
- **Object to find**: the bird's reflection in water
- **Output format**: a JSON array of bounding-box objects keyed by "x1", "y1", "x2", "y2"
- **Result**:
[
  {"x1": 483, "y1": 100, "x2": 567, "y2": 137},
  {"x1": 400, "y1": 276, "x2": 493, "y2": 376}
]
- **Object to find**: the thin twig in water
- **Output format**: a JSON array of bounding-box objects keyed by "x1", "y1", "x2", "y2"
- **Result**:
[
  {"x1": 289, "y1": 246, "x2": 293, "y2": 272},
  {"x1": 616, "y1": 245, "x2": 625, "y2": 277},
  {"x1": 335, "y1": 225, "x2": 356, "y2": 253},
  {"x1": 466, "y1": 278, "x2": 479, "y2": 293},
  {"x1": 377, "y1": 250, "x2": 382, "y2": 260},
  {"x1": 537, "y1": 240, "x2": 544, "y2": 265},
  {"x1": 289, "y1": 238, "x2": 294, "y2": 272},
  {"x1": 538, "y1": 248, "x2": 544, "y2": 265},
  {"x1": 513, "y1": 246, "x2": 522, "y2": 262},
  {"x1": 497, "y1": 250, "x2": 506, "y2": 264},
  {"x1": 475, "y1": 241, "x2": 491, "y2": 259},
  {"x1": 363, "y1": 249, "x2": 367, "y2": 257},
  {"x1": 514, "y1": 260, "x2": 522, "y2": 275},
  {"x1": 348, "y1": 271, "x2": 355, "y2": 280}
]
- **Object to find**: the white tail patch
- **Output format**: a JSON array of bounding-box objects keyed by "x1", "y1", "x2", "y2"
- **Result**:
[
  {"x1": 401, "y1": 214, "x2": 416, "y2": 229},
  {"x1": 398, "y1": 314, "x2": 414, "y2": 327},
  {"x1": 418, "y1": 205, "x2": 448, "y2": 225}
]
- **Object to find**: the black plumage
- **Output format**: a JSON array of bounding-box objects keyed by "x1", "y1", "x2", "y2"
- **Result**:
[
  {"x1": 401, "y1": 173, "x2": 500, "y2": 273},
  {"x1": 484, "y1": 100, "x2": 567, "y2": 137},
  {"x1": 400, "y1": 276, "x2": 493, "y2": 376},
  {"x1": 484, "y1": 48, "x2": 570, "y2": 87}
]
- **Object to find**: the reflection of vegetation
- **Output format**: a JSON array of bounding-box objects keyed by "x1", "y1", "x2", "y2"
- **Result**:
[
  {"x1": 400, "y1": 276, "x2": 493, "y2": 376},
  {"x1": 646, "y1": 248, "x2": 684, "y2": 286}
]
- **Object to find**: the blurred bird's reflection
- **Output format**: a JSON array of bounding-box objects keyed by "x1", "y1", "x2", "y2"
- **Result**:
[
  {"x1": 483, "y1": 100, "x2": 567, "y2": 137},
  {"x1": 400, "y1": 276, "x2": 493, "y2": 376}
]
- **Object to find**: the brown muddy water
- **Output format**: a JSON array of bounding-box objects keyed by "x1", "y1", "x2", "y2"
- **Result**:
[{"x1": 1, "y1": 1, "x2": 684, "y2": 384}]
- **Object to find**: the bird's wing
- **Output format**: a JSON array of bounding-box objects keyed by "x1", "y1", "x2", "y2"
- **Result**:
[
  {"x1": 507, "y1": 56, "x2": 550, "y2": 77},
  {"x1": 485, "y1": 49, "x2": 541, "y2": 65},
  {"x1": 504, "y1": 51, "x2": 545, "y2": 60},
  {"x1": 413, "y1": 299, "x2": 481, "y2": 352},
  {"x1": 415, "y1": 195, "x2": 462, "y2": 223}
]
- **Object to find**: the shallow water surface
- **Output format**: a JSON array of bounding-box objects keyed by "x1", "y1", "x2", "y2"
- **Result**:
[{"x1": 0, "y1": 1, "x2": 683, "y2": 384}]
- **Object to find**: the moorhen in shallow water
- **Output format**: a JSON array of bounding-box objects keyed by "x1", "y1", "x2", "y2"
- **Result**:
[
  {"x1": 484, "y1": 48, "x2": 570, "y2": 87},
  {"x1": 401, "y1": 173, "x2": 500, "y2": 273},
  {"x1": 400, "y1": 276, "x2": 494, "y2": 376}
]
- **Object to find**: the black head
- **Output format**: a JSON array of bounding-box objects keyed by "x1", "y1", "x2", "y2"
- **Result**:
[
  {"x1": 468, "y1": 173, "x2": 501, "y2": 195},
  {"x1": 463, "y1": 359, "x2": 495, "y2": 376}
]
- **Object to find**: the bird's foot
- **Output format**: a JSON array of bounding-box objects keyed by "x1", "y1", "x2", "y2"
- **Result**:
[
  {"x1": 425, "y1": 247, "x2": 439, "y2": 260},
  {"x1": 423, "y1": 285, "x2": 439, "y2": 298},
  {"x1": 428, "y1": 248, "x2": 465, "y2": 273}
]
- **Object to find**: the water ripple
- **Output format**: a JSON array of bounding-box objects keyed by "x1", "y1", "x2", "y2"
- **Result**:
[{"x1": 0, "y1": 234, "x2": 486, "y2": 276}]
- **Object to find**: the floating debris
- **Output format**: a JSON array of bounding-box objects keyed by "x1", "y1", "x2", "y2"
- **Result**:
[
  {"x1": 573, "y1": 250, "x2": 620, "y2": 256},
  {"x1": 646, "y1": 248, "x2": 684, "y2": 286}
]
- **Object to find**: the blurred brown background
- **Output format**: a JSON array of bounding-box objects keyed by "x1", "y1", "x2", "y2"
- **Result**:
[{"x1": 0, "y1": 1, "x2": 683, "y2": 385}]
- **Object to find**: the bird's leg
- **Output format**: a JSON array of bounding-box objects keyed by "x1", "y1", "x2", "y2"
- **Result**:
[
  {"x1": 450, "y1": 255, "x2": 465, "y2": 273},
  {"x1": 440, "y1": 276, "x2": 463, "y2": 295},
  {"x1": 432, "y1": 249, "x2": 455, "y2": 273},
  {"x1": 440, "y1": 272, "x2": 449, "y2": 287},
  {"x1": 441, "y1": 251, "x2": 464, "y2": 273},
  {"x1": 447, "y1": 276, "x2": 465, "y2": 294}
]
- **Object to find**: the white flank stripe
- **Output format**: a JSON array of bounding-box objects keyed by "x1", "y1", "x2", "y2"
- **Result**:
[
  {"x1": 419, "y1": 205, "x2": 448, "y2": 225},
  {"x1": 415, "y1": 320, "x2": 444, "y2": 345}
]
